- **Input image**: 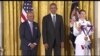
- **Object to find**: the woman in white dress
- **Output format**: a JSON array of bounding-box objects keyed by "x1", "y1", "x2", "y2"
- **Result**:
[{"x1": 73, "y1": 9, "x2": 94, "y2": 56}]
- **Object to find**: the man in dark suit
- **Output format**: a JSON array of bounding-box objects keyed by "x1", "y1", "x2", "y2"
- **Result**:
[
  {"x1": 42, "y1": 3, "x2": 64, "y2": 56},
  {"x1": 19, "y1": 12, "x2": 40, "y2": 56}
]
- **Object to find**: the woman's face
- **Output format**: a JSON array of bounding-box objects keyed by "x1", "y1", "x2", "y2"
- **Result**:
[
  {"x1": 71, "y1": 16, "x2": 76, "y2": 22},
  {"x1": 80, "y1": 11, "x2": 86, "y2": 19}
]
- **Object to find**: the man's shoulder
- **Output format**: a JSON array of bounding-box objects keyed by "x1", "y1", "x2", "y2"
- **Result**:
[
  {"x1": 33, "y1": 22, "x2": 37, "y2": 24},
  {"x1": 56, "y1": 14, "x2": 62, "y2": 17},
  {"x1": 20, "y1": 21, "x2": 27, "y2": 25},
  {"x1": 43, "y1": 14, "x2": 50, "y2": 18},
  {"x1": 33, "y1": 22, "x2": 38, "y2": 26},
  {"x1": 42, "y1": 14, "x2": 51, "y2": 21},
  {"x1": 43, "y1": 13, "x2": 62, "y2": 18},
  {"x1": 19, "y1": 21, "x2": 28, "y2": 28}
]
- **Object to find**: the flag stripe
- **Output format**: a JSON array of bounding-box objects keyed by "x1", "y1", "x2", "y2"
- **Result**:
[
  {"x1": 21, "y1": 1, "x2": 33, "y2": 23},
  {"x1": 22, "y1": 9, "x2": 27, "y2": 18},
  {"x1": 21, "y1": 13, "x2": 26, "y2": 21}
]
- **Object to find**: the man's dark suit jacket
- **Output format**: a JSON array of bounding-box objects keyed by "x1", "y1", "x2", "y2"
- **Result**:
[
  {"x1": 19, "y1": 21, "x2": 40, "y2": 50},
  {"x1": 42, "y1": 14, "x2": 64, "y2": 47}
]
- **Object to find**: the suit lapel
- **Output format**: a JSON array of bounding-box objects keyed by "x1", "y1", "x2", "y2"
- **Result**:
[
  {"x1": 26, "y1": 21, "x2": 33, "y2": 36},
  {"x1": 33, "y1": 22, "x2": 35, "y2": 36},
  {"x1": 49, "y1": 14, "x2": 58, "y2": 28},
  {"x1": 55, "y1": 14, "x2": 58, "y2": 28},
  {"x1": 48, "y1": 14, "x2": 54, "y2": 28}
]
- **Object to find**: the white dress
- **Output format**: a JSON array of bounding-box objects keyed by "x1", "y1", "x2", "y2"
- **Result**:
[{"x1": 73, "y1": 19, "x2": 93, "y2": 56}]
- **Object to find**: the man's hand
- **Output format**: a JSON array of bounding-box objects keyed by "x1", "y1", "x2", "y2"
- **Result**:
[
  {"x1": 44, "y1": 43, "x2": 48, "y2": 50},
  {"x1": 29, "y1": 43, "x2": 36, "y2": 49},
  {"x1": 61, "y1": 42, "x2": 64, "y2": 48}
]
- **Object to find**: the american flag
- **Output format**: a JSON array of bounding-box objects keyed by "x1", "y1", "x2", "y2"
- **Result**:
[{"x1": 21, "y1": 1, "x2": 33, "y2": 23}]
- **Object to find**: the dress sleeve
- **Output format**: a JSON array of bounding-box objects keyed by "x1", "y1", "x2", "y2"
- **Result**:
[{"x1": 73, "y1": 22, "x2": 80, "y2": 36}]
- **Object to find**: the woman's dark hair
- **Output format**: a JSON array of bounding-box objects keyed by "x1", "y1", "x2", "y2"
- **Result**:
[{"x1": 79, "y1": 9, "x2": 86, "y2": 14}]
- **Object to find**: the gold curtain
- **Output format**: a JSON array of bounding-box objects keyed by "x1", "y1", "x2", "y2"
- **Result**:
[
  {"x1": 65, "y1": 1, "x2": 72, "y2": 55},
  {"x1": 2, "y1": 1, "x2": 94, "y2": 56},
  {"x1": 2, "y1": 1, "x2": 65, "y2": 56},
  {"x1": 65, "y1": 1, "x2": 94, "y2": 55}
]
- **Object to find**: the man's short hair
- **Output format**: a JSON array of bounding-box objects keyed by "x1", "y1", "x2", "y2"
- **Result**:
[
  {"x1": 27, "y1": 11, "x2": 33, "y2": 14},
  {"x1": 50, "y1": 3, "x2": 57, "y2": 8}
]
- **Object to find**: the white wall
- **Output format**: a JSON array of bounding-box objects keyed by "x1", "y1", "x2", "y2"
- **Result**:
[
  {"x1": 95, "y1": 1, "x2": 100, "y2": 55},
  {"x1": 96, "y1": 2, "x2": 100, "y2": 38},
  {"x1": 0, "y1": 2, "x2": 2, "y2": 48}
]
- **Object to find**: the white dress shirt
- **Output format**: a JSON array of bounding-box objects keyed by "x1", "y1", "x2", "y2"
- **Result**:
[
  {"x1": 27, "y1": 20, "x2": 37, "y2": 46},
  {"x1": 51, "y1": 13, "x2": 56, "y2": 23}
]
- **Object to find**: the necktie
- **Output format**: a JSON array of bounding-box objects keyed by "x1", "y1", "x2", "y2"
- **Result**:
[
  {"x1": 29, "y1": 22, "x2": 33, "y2": 36},
  {"x1": 52, "y1": 15, "x2": 56, "y2": 27}
]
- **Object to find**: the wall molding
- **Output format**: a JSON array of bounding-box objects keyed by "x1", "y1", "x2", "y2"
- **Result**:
[
  {"x1": 0, "y1": 1, "x2": 2, "y2": 47},
  {"x1": 95, "y1": 1, "x2": 100, "y2": 55}
]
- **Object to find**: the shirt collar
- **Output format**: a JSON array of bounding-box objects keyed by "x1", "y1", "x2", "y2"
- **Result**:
[
  {"x1": 50, "y1": 13, "x2": 56, "y2": 17},
  {"x1": 28, "y1": 20, "x2": 33, "y2": 24},
  {"x1": 79, "y1": 18, "x2": 86, "y2": 23}
]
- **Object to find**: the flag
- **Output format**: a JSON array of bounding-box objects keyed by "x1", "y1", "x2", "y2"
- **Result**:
[
  {"x1": 70, "y1": 1, "x2": 79, "y2": 21},
  {"x1": 21, "y1": 1, "x2": 33, "y2": 23}
]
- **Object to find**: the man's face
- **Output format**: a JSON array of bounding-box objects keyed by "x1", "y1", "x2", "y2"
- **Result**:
[
  {"x1": 80, "y1": 11, "x2": 86, "y2": 19},
  {"x1": 50, "y1": 5, "x2": 57, "y2": 14},
  {"x1": 27, "y1": 12, "x2": 34, "y2": 22}
]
